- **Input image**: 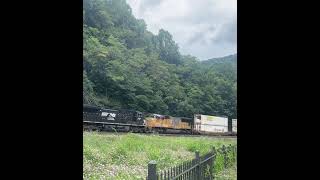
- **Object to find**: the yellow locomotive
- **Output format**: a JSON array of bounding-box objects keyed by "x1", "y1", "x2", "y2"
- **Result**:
[{"x1": 145, "y1": 114, "x2": 193, "y2": 134}]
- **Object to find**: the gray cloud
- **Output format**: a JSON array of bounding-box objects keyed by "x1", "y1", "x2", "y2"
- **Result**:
[
  {"x1": 187, "y1": 25, "x2": 218, "y2": 46},
  {"x1": 126, "y1": 0, "x2": 237, "y2": 60},
  {"x1": 187, "y1": 31, "x2": 206, "y2": 45},
  {"x1": 138, "y1": 0, "x2": 163, "y2": 12},
  {"x1": 212, "y1": 20, "x2": 237, "y2": 44}
]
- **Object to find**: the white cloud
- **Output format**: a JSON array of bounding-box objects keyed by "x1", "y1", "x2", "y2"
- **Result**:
[{"x1": 126, "y1": 0, "x2": 237, "y2": 60}]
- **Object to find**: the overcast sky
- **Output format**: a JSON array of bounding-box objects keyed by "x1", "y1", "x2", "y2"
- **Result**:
[{"x1": 126, "y1": 0, "x2": 237, "y2": 60}]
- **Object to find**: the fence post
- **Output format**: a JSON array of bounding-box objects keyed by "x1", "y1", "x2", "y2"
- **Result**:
[
  {"x1": 195, "y1": 150, "x2": 200, "y2": 179},
  {"x1": 211, "y1": 146, "x2": 216, "y2": 179},
  {"x1": 232, "y1": 145, "x2": 236, "y2": 162},
  {"x1": 222, "y1": 145, "x2": 227, "y2": 169},
  {"x1": 233, "y1": 145, "x2": 238, "y2": 163},
  {"x1": 147, "y1": 160, "x2": 157, "y2": 180}
]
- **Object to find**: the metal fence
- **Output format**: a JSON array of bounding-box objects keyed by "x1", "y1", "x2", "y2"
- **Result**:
[{"x1": 147, "y1": 144, "x2": 237, "y2": 180}]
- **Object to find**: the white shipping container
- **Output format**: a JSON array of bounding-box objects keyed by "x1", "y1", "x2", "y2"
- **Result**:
[
  {"x1": 232, "y1": 119, "x2": 237, "y2": 133},
  {"x1": 200, "y1": 115, "x2": 228, "y2": 126},
  {"x1": 194, "y1": 114, "x2": 228, "y2": 133},
  {"x1": 201, "y1": 124, "x2": 228, "y2": 133}
]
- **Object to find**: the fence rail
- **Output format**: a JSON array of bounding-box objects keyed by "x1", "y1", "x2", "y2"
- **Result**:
[{"x1": 147, "y1": 144, "x2": 237, "y2": 180}]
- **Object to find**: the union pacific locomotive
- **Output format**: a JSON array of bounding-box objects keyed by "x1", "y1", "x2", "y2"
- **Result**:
[{"x1": 83, "y1": 104, "x2": 237, "y2": 135}]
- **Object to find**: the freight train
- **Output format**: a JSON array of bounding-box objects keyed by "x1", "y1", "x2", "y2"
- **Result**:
[{"x1": 83, "y1": 104, "x2": 237, "y2": 135}]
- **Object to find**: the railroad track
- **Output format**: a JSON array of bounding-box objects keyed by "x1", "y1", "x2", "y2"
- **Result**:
[
  {"x1": 157, "y1": 133, "x2": 236, "y2": 138},
  {"x1": 84, "y1": 131, "x2": 237, "y2": 138}
]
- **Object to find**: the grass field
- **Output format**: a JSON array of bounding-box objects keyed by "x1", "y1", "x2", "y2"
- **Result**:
[{"x1": 83, "y1": 132, "x2": 237, "y2": 180}]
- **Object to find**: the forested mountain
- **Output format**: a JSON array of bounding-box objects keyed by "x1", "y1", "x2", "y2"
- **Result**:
[
  {"x1": 202, "y1": 54, "x2": 237, "y2": 67},
  {"x1": 201, "y1": 54, "x2": 237, "y2": 81},
  {"x1": 83, "y1": 0, "x2": 237, "y2": 118}
]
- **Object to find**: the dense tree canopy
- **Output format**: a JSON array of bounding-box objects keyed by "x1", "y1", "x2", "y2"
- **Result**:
[{"x1": 83, "y1": 0, "x2": 237, "y2": 118}]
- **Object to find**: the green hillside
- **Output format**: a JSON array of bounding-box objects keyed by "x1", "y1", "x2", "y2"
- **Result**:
[{"x1": 83, "y1": 0, "x2": 237, "y2": 118}]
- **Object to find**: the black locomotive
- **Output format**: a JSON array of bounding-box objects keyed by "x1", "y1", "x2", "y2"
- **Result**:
[{"x1": 83, "y1": 104, "x2": 145, "y2": 132}]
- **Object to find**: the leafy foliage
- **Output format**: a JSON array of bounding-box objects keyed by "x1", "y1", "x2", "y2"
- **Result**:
[{"x1": 83, "y1": 0, "x2": 237, "y2": 118}]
